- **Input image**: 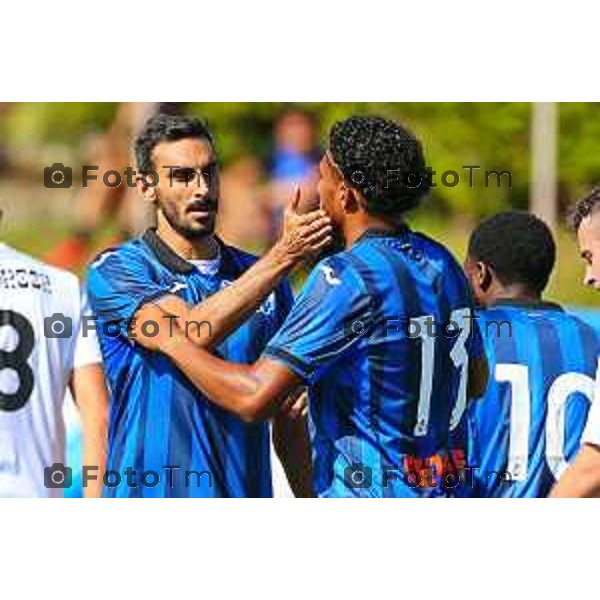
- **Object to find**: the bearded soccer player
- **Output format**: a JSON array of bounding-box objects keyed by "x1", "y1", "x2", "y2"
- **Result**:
[
  {"x1": 551, "y1": 189, "x2": 600, "y2": 498},
  {"x1": 0, "y1": 211, "x2": 108, "y2": 498},
  {"x1": 87, "y1": 114, "x2": 331, "y2": 498},
  {"x1": 464, "y1": 212, "x2": 600, "y2": 498},
  {"x1": 133, "y1": 116, "x2": 488, "y2": 498}
]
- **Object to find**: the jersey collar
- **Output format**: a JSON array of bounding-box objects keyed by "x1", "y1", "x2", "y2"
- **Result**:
[
  {"x1": 142, "y1": 228, "x2": 237, "y2": 276},
  {"x1": 490, "y1": 298, "x2": 564, "y2": 312},
  {"x1": 354, "y1": 223, "x2": 411, "y2": 245},
  {"x1": 142, "y1": 228, "x2": 198, "y2": 274}
]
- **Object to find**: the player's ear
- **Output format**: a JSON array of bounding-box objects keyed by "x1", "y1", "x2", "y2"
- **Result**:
[
  {"x1": 136, "y1": 173, "x2": 158, "y2": 204},
  {"x1": 478, "y1": 261, "x2": 494, "y2": 292},
  {"x1": 340, "y1": 185, "x2": 361, "y2": 214}
]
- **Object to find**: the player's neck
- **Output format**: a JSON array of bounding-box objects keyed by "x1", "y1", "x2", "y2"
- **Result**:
[
  {"x1": 490, "y1": 284, "x2": 541, "y2": 305},
  {"x1": 156, "y1": 220, "x2": 219, "y2": 261},
  {"x1": 343, "y1": 215, "x2": 405, "y2": 249}
]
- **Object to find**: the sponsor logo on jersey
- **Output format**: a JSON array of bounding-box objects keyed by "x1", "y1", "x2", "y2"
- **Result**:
[{"x1": 320, "y1": 265, "x2": 341, "y2": 286}]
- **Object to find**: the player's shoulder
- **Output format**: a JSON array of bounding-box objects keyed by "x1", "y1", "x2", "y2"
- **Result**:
[
  {"x1": 307, "y1": 249, "x2": 368, "y2": 293},
  {"x1": 560, "y1": 308, "x2": 600, "y2": 339},
  {"x1": 0, "y1": 242, "x2": 80, "y2": 290},
  {"x1": 477, "y1": 303, "x2": 596, "y2": 331},
  {"x1": 87, "y1": 236, "x2": 148, "y2": 275},
  {"x1": 411, "y1": 230, "x2": 463, "y2": 269},
  {"x1": 219, "y1": 240, "x2": 261, "y2": 270}
]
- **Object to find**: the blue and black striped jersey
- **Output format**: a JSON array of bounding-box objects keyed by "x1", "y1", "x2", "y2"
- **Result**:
[
  {"x1": 468, "y1": 302, "x2": 600, "y2": 498},
  {"x1": 87, "y1": 229, "x2": 293, "y2": 497},
  {"x1": 265, "y1": 228, "x2": 483, "y2": 497}
]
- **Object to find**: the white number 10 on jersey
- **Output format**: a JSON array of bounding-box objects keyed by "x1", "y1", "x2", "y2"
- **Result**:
[{"x1": 496, "y1": 363, "x2": 597, "y2": 481}]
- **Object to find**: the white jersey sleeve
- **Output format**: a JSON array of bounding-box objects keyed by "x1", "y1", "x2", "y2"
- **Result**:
[
  {"x1": 583, "y1": 387, "x2": 600, "y2": 447},
  {"x1": 72, "y1": 289, "x2": 102, "y2": 370},
  {"x1": 582, "y1": 358, "x2": 600, "y2": 447}
]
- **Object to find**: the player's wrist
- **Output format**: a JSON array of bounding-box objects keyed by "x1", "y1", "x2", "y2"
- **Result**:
[
  {"x1": 266, "y1": 242, "x2": 298, "y2": 272},
  {"x1": 158, "y1": 330, "x2": 188, "y2": 358}
]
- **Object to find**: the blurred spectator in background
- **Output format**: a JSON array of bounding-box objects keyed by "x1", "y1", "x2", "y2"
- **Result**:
[
  {"x1": 217, "y1": 156, "x2": 271, "y2": 252},
  {"x1": 265, "y1": 106, "x2": 321, "y2": 243},
  {"x1": 43, "y1": 103, "x2": 321, "y2": 265},
  {"x1": 217, "y1": 106, "x2": 322, "y2": 253},
  {"x1": 45, "y1": 102, "x2": 183, "y2": 270}
]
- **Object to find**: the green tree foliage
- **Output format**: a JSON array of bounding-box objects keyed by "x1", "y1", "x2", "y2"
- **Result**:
[{"x1": 5, "y1": 102, "x2": 600, "y2": 218}]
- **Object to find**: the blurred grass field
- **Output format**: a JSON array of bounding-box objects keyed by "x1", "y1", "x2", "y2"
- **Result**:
[{"x1": 3, "y1": 213, "x2": 597, "y2": 309}]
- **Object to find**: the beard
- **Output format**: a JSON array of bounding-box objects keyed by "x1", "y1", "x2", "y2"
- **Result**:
[{"x1": 158, "y1": 198, "x2": 217, "y2": 240}]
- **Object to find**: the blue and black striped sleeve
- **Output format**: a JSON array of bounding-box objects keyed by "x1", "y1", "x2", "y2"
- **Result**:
[
  {"x1": 86, "y1": 247, "x2": 172, "y2": 324},
  {"x1": 263, "y1": 256, "x2": 369, "y2": 385}
]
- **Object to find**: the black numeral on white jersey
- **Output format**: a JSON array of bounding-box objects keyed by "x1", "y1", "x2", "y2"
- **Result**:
[{"x1": 0, "y1": 310, "x2": 35, "y2": 412}]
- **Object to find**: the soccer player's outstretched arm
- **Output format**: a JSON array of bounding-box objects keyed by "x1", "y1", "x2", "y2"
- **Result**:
[
  {"x1": 164, "y1": 342, "x2": 302, "y2": 422},
  {"x1": 133, "y1": 255, "x2": 366, "y2": 423},
  {"x1": 136, "y1": 188, "x2": 332, "y2": 350}
]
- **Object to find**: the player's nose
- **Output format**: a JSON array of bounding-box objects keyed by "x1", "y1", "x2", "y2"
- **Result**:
[{"x1": 191, "y1": 172, "x2": 210, "y2": 197}]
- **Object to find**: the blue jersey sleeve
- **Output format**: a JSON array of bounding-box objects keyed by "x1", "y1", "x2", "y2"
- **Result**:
[
  {"x1": 274, "y1": 277, "x2": 294, "y2": 329},
  {"x1": 86, "y1": 246, "x2": 172, "y2": 324},
  {"x1": 264, "y1": 256, "x2": 369, "y2": 384}
]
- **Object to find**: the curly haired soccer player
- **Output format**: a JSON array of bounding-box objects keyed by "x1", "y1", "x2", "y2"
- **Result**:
[{"x1": 133, "y1": 116, "x2": 488, "y2": 498}]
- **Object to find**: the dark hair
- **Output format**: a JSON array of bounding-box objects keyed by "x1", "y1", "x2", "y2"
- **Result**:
[
  {"x1": 329, "y1": 116, "x2": 429, "y2": 216},
  {"x1": 468, "y1": 211, "x2": 556, "y2": 294},
  {"x1": 568, "y1": 185, "x2": 600, "y2": 231},
  {"x1": 134, "y1": 113, "x2": 214, "y2": 174}
]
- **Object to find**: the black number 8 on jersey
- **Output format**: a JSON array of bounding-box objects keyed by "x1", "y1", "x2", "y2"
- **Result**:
[{"x1": 0, "y1": 310, "x2": 35, "y2": 412}]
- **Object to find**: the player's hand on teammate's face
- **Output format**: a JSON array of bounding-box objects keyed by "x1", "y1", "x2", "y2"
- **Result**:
[
  {"x1": 277, "y1": 186, "x2": 333, "y2": 263},
  {"x1": 131, "y1": 302, "x2": 185, "y2": 353}
]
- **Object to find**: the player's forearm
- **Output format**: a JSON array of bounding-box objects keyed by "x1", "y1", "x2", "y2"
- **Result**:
[
  {"x1": 550, "y1": 444, "x2": 600, "y2": 498},
  {"x1": 186, "y1": 243, "x2": 295, "y2": 350},
  {"x1": 273, "y1": 412, "x2": 314, "y2": 498},
  {"x1": 81, "y1": 419, "x2": 108, "y2": 498},
  {"x1": 165, "y1": 336, "x2": 283, "y2": 422},
  {"x1": 70, "y1": 364, "x2": 109, "y2": 498}
]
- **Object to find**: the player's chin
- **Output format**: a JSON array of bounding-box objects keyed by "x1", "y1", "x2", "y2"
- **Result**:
[{"x1": 183, "y1": 218, "x2": 216, "y2": 238}]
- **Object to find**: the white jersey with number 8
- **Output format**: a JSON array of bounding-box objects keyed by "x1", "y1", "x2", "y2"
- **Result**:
[{"x1": 0, "y1": 242, "x2": 101, "y2": 497}]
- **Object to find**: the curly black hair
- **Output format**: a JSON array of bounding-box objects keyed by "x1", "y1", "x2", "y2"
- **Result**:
[
  {"x1": 329, "y1": 116, "x2": 429, "y2": 217},
  {"x1": 134, "y1": 113, "x2": 214, "y2": 174},
  {"x1": 568, "y1": 185, "x2": 600, "y2": 231},
  {"x1": 468, "y1": 211, "x2": 556, "y2": 294}
]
